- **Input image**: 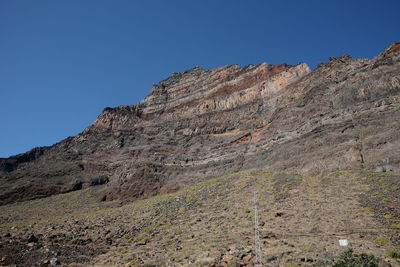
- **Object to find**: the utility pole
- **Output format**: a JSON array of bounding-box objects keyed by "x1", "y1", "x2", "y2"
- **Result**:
[{"x1": 253, "y1": 191, "x2": 263, "y2": 267}]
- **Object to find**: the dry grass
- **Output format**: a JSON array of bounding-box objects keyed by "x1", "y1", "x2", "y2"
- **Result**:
[{"x1": 0, "y1": 170, "x2": 399, "y2": 266}]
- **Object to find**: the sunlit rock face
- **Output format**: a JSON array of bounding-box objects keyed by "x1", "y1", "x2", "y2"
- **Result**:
[{"x1": 1, "y1": 42, "x2": 399, "y2": 204}]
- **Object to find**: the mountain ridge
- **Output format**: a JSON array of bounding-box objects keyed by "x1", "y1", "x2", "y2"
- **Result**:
[{"x1": 1, "y1": 41, "x2": 399, "y2": 205}]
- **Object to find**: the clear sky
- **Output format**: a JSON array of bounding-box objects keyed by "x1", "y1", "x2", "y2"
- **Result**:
[{"x1": 0, "y1": 0, "x2": 399, "y2": 158}]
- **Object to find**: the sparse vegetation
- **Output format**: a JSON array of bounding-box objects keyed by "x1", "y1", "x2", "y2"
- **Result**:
[
  {"x1": 375, "y1": 236, "x2": 389, "y2": 245},
  {"x1": 123, "y1": 233, "x2": 132, "y2": 239},
  {"x1": 1, "y1": 170, "x2": 399, "y2": 266},
  {"x1": 128, "y1": 260, "x2": 138, "y2": 266},
  {"x1": 134, "y1": 235, "x2": 149, "y2": 245},
  {"x1": 383, "y1": 214, "x2": 393, "y2": 219},
  {"x1": 361, "y1": 207, "x2": 373, "y2": 213},
  {"x1": 313, "y1": 249, "x2": 379, "y2": 267},
  {"x1": 373, "y1": 191, "x2": 381, "y2": 197},
  {"x1": 391, "y1": 223, "x2": 400, "y2": 229},
  {"x1": 386, "y1": 248, "x2": 400, "y2": 259},
  {"x1": 143, "y1": 227, "x2": 154, "y2": 234}
]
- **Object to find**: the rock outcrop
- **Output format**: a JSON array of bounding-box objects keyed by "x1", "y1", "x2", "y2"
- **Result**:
[{"x1": 1, "y1": 42, "x2": 399, "y2": 205}]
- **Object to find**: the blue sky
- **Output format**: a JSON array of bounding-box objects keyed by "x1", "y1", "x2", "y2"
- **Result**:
[{"x1": 0, "y1": 0, "x2": 399, "y2": 158}]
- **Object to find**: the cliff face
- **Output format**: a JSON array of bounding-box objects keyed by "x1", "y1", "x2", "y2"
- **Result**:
[{"x1": 1, "y1": 42, "x2": 399, "y2": 205}]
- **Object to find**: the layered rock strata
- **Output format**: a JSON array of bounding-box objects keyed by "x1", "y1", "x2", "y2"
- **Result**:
[{"x1": 1, "y1": 42, "x2": 399, "y2": 205}]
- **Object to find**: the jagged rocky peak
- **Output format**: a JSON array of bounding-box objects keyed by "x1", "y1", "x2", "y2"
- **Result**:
[
  {"x1": 380, "y1": 40, "x2": 400, "y2": 57},
  {"x1": 151, "y1": 65, "x2": 207, "y2": 91},
  {"x1": 92, "y1": 62, "x2": 311, "y2": 129},
  {"x1": 92, "y1": 105, "x2": 142, "y2": 129},
  {"x1": 139, "y1": 62, "x2": 311, "y2": 115},
  {"x1": 142, "y1": 65, "x2": 209, "y2": 103}
]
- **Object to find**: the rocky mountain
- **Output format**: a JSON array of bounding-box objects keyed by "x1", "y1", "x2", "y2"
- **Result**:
[{"x1": 1, "y1": 42, "x2": 399, "y2": 206}]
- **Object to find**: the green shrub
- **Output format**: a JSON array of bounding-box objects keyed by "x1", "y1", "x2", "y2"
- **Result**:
[
  {"x1": 313, "y1": 249, "x2": 379, "y2": 267},
  {"x1": 134, "y1": 235, "x2": 149, "y2": 245},
  {"x1": 386, "y1": 248, "x2": 400, "y2": 258},
  {"x1": 390, "y1": 185, "x2": 399, "y2": 191},
  {"x1": 373, "y1": 192, "x2": 381, "y2": 197},
  {"x1": 375, "y1": 236, "x2": 389, "y2": 245},
  {"x1": 361, "y1": 207, "x2": 373, "y2": 213},
  {"x1": 143, "y1": 227, "x2": 153, "y2": 234},
  {"x1": 128, "y1": 260, "x2": 138, "y2": 266},
  {"x1": 390, "y1": 223, "x2": 400, "y2": 229},
  {"x1": 122, "y1": 233, "x2": 132, "y2": 239}
]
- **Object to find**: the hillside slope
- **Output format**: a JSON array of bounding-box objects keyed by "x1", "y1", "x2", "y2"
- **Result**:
[
  {"x1": 0, "y1": 42, "x2": 399, "y2": 205},
  {"x1": 0, "y1": 170, "x2": 399, "y2": 266}
]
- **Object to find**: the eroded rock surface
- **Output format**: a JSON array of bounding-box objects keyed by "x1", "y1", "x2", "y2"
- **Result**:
[{"x1": 1, "y1": 42, "x2": 399, "y2": 205}]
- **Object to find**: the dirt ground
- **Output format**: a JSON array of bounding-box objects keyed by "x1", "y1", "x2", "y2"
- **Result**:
[{"x1": 0, "y1": 170, "x2": 399, "y2": 266}]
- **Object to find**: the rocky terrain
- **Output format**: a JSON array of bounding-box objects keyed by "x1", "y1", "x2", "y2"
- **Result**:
[
  {"x1": 0, "y1": 170, "x2": 399, "y2": 266},
  {"x1": 0, "y1": 42, "x2": 399, "y2": 266}
]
